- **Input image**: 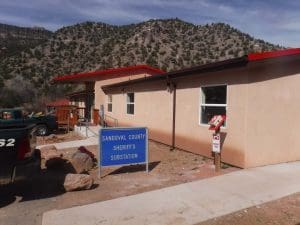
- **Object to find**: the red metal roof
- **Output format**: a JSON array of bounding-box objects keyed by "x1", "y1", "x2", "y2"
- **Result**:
[
  {"x1": 102, "y1": 48, "x2": 300, "y2": 91},
  {"x1": 53, "y1": 49, "x2": 300, "y2": 84},
  {"x1": 248, "y1": 48, "x2": 300, "y2": 61},
  {"x1": 53, "y1": 65, "x2": 165, "y2": 83},
  {"x1": 46, "y1": 98, "x2": 70, "y2": 107}
]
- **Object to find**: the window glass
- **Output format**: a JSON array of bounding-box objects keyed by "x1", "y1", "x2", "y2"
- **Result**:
[
  {"x1": 2, "y1": 111, "x2": 13, "y2": 120},
  {"x1": 201, "y1": 85, "x2": 226, "y2": 104},
  {"x1": 108, "y1": 95, "x2": 112, "y2": 103},
  {"x1": 127, "y1": 104, "x2": 134, "y2": 114},
  {"x1": 201, "y1": 106, "x2": 226, "y2": 124},
  {"x1": 126, "y1": 93, "x2": 134, "y2": 115},
  {"x1": 108, "y1": 104, "x2": 112, "y2": 112},
  {"x1": 14, "y1": 110, "x2": 22, "y2": 119},
  {"x1": 107, "y1": 95, "x2": 112, "y2": 112},
  {"x1": 127, "y1": 93, "x2": 134, "y2": 103},
  {"x1": 200, "y1": 85, "x2": 227, "y2": 125}
]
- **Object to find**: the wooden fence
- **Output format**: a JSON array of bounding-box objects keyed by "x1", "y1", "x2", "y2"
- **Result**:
[
  {"x1": 55, "y1": 105, "x2": 78, "y2": 131},
  {"x1": 55, "y1": 106, "x2": 100, "y2": 132}
]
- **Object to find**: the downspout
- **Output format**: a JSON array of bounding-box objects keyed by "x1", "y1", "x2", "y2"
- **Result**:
[
  {"x1": 171, "y1": 82, "x2": 177, "y2": 151},
  {"x1": 84, "y1": 82, "x2": 95, "y2": 122}
]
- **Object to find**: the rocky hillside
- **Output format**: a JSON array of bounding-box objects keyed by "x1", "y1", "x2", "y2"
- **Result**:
[
  {"x1": 0, "y1": 19, "x2": 283, "y2": 109},
  {"x1": 0, "y1": 23, "x2": 52, "y2": 59}
]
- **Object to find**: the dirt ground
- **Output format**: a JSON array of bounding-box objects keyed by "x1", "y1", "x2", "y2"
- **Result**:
[
  {"x1": 36, "y1": 131, "x2": 83, "y2": 146},
  {"x1": 1, "y1": 134, "x2": 300, "y2": 225},
  {"x1": 0, "y1": 137, "x2": 236, "y2": 225},
  {"x1": 198, "y1": 193, "x2": 300, "y2": 225}
]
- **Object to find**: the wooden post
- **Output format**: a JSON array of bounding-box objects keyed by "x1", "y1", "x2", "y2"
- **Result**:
[
  {"x1": 214, "y1": 128, "x2": 221, "y2": 172},
  {"x1": 208, "y1": 115, "x2": 226, "y2": 173},
  {"x1": 214, "y1": 152, "x2": 217, "y2": 165},
  {"x1": 170, "y1": 83, "x2": 176, "y2": 151},
  {"x1": 215, "y1": 152, "x2": 221, "y2": 172},
  {"x1": 67, "y1": 112, "x2": 70, "y2": 133}
]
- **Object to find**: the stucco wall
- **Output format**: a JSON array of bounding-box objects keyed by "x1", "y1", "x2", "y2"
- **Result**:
[
  {"x1": 101, "y1": 56, "x2": 300, "y2": 168},
  {"x1": 103, "y1": 80, "x2": 173, "y2": 145},
  {"x1": 173, "y1": 69, "x2": 248, "y2": 168},
  {"x1": 245, "y1": 59, "x2": 300, "y2": 167},
  {"x1": 94, "y1": 72, "x2": 153, "y2": 110},
  {"x1": 104, "y1": 67, "x2": 249, "y2": 168}
]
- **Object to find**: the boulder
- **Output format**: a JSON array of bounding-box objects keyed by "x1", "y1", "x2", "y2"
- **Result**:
[
  {"x1": 78, "y1": 146, "x2": 95, "y2": 160},
  {"x1": 40, "y1": 145, "x2": 64, "y2": 169},
  {"x1": 40, "y1": 145, "x2": 58, "y2": 159},
  {"x1": 63, "y1": 173, "x2": 94, "y2": 192},
  {"x1": 70, "y1": 150, "x2": 94, "y2": 174}
]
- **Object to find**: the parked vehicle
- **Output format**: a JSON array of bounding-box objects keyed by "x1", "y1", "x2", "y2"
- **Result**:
[
  {"x1": 0, "y1": 108, "x2": 58, "y2": 136},
  {"x1": 0, "y1": 124, "x2": 41, "y2": 185}
]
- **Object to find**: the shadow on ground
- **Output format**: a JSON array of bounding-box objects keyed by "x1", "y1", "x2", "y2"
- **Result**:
[
  {"x1": 107, "y1": 161, "x2": 160, "y2": 176},
  {"x1": 0, "y1": 160, "x2": 76, "y2": 208}
]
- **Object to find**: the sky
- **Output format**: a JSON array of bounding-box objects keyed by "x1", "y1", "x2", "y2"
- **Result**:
[{"x1": 0, "y1": 0, "x2": 299, "y2": 47}]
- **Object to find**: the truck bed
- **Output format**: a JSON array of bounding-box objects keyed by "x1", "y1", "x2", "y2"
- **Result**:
[{"x1": 0, "y1": 124, "x2": 39, "y2": 184}]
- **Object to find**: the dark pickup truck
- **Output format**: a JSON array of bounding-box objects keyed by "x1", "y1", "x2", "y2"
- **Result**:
[
  {"x1": 0, "y1": 108, "x2": 58, "y2": 136},
  {"x1": 0, "y1": 124, "x2": 41, "y2": 185}
]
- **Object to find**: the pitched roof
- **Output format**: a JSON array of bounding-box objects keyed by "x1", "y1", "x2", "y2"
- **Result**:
[
  {"x1": 248, "y1": 48, "x2": 300, "y2": 61},
  {"x1": 102, "y1": 48, "x2": 300, "y2": 91},
  {"x1": 53, "y1": 65, "x2": 165, "y2": 83}
]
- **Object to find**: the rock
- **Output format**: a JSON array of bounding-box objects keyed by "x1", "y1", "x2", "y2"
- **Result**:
[
  {"x1": 63, "y1": 173, "x2": 94, "y2": 192},
  {"x1": 40, "y1": 145, "x2": 63, "y2": 160},
  {"x1": 70, "y1": 151, "x2": 94, "y2": 174},
  {"x1": 78, "y1": 146, "x2": 95, "y2": 160},
  {"x1": 40, "y1": 145, "x2": 64, "y2": 169}
]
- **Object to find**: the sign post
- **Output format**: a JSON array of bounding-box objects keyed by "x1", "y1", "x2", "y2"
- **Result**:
[
  {"x1": 213, "y1": 132, "x2": 221, "y2": 172},
  {"x1": 212, "y1": 133, "x2": 221, "y2": 153},
  {"x1": 99, "y1": 127, "x2": 149, "y2": 178},
  {"x1": 208, "y1": 115, "x2": 226, "y2": 172},
  {"x1": 99, "y1": 105, "x2": 104, "y2": 127}
]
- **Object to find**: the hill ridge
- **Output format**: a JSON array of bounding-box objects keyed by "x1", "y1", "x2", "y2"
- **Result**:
[{"x1": 0, "y1": 18, "x2": 284, "y2": 109}]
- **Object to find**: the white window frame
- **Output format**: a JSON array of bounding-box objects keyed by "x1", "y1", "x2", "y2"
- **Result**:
[
  {"x1": 107, "y1": 95, "x2": 112, "y2": 113},
  {"x1": 126, "y1": 93, "x2": 135, "y2": 115},
  {"x1": 199, "y1": 84, "x2": 228, "y2": 128}
]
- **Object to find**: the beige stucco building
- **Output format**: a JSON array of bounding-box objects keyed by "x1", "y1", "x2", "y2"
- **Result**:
[
  {"x1": 101, "y1": 49, "x2": 300, "y2": 168},
  {"x1": 54, "y1": 48, "x2": 300, "y2": 168},
  {"x1": 53, "y1": 65, "x2": 165, "y2": 121}
]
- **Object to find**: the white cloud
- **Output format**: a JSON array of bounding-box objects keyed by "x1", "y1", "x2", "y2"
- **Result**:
[{"x1": 0, "y1": 0, "x2": 299, "y2": 47}]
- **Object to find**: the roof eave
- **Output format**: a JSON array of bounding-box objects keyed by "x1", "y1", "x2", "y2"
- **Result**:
[
  {"x1": 52, "y1": 65, "x2": 165, "y2": 84},
  {"x1": 102, "y1": 56, "x2": 248, "y2": 91}
]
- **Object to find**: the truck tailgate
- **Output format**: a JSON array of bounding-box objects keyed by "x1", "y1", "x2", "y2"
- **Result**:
[{"x1": 0, "y1": 125, "x2": 36, "y2": 182}]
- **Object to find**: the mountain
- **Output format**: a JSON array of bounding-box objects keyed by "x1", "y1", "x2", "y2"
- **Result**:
[
  {"x1": 0, "y1": 23, "x2": 52, "y2": 59},
  {"x1": 0, "y1": 19, "x2": 283, "y2": 109}
]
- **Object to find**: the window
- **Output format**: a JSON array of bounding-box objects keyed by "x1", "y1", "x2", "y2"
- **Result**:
[
  {"x1": 0, "y1": 111, "x2": 13, "y2": 120},
  {"x1": 14, "y1": 110, "x2": 22, "y2": 119},
  {"x1": 200, "y1": 85, "x2": 227, "y2": 125},
  {"x1": 126, "y1": 93, "x2": 135, "y2": 115},
  {"x1": 107, "y1": 95, "x2": 112, "y2": 112}
]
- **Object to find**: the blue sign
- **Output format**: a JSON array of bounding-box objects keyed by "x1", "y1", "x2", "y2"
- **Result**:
[{"x1": 99, "y1": 127, "x2": 148, "y2": 167}]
